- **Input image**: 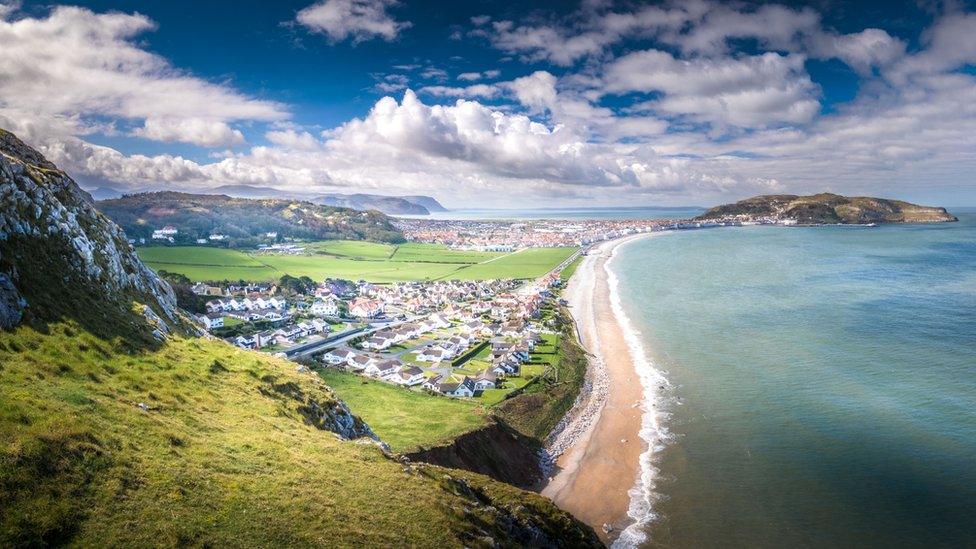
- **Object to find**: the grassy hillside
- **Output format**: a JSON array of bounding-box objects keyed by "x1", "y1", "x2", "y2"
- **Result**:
[
  {"x1": 136, "y1": 241, "x2": 577, "y2": 283},
  {"x1": 0, "y1": 323, "x2": 598, "y2": 547},
  {"x1": 319, "y1": 370, "x2": 489, "y2": 452},
  {"x1": 97, "y1": 192, "x2": 404, "y2": 245}
]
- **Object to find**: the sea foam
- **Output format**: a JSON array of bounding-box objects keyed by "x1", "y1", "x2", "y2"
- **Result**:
[{"x1": 605, "y1": 236, "x2": 675, "y2": 548}]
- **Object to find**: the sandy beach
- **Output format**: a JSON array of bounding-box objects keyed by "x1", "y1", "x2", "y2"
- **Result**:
[{"x1": 542, "y1": 234, "x2": 656, "y2": 543}]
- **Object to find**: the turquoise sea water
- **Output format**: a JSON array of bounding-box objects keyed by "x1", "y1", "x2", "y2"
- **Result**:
[{"x1": 612, "y1": 212, "x2": 976, "y2": 548}]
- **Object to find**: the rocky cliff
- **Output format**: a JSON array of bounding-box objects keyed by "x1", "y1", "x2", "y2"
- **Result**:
[
  {"x1": 0, "y1": 128, "x2": 179, "y2": 333},
  {"x1": 696, "y1": 192, "x2": 957, "y2": 224}
]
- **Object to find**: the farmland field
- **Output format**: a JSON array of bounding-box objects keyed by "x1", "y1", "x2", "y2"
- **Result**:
[{"x1": 137, "y1": 241, "x2": 577, "y2": 282}]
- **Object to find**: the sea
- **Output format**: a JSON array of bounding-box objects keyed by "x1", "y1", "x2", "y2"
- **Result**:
[
  {"x1": 607, "y1": 209, "x2": 976, "y2": 547},
  {"x1": 396, "y1": 206, "x2": 704, "y2": 220}
]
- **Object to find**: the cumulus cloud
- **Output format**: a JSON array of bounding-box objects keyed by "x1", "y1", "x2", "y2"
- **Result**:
[
  {"x1": 602, "y1": 50, "x2": 821, "y2": 127},
  {"x1": 478, "y1": 0, "x2": 906, "y2": 75},
  {"x1": 0, "y1": 6, "x2": 286, "y2": 147},
  {"x1": 297, "y1": 0, "x2": 410, "y2": 43},
  {"x1": 134, "y1": 118, "x2": 245, "y2": 147}
]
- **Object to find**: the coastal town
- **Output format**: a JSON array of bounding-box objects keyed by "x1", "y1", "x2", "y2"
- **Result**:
[
  {"x1": 192, "y1": 259, "x2": 576, "y2": 402},
  {"x1": 394, "y1": 216, "x2": 744, "y2": 248}
]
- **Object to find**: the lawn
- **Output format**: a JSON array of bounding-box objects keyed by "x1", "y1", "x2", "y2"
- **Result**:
[
  {"x1": 560, "y1": 254, "x2": 584, "y2": 284},
  {"x1": 390, "y1": 242, "x2": 503, "y2": 264},
  {"x1": 318, "y1": 369, "x2": 488, "y2": 452},
  {"x1": 136, "y1": 242, "x2": 579, "y2": 283},
  {"x1": 451, "y1": 247, "x2": 577, "y2": 280},
  {"x1": 306, "y1": 240, "x2": 396, "y2": 260}
]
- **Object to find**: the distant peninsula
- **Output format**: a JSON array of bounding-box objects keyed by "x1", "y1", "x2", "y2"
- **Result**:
[{"x1": 695, "y1": 193, "x2": 957, "y2": 225}]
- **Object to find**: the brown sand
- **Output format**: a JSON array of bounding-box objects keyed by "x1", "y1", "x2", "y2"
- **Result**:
[{"x1": 542, "y1": 236, "x2": 648, "y2": 542}]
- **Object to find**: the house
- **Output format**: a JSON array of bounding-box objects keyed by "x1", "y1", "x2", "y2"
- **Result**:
[
  {"x1": 310, "y1": 318, "x2": 330, "y2": 333},
  {"x1": 460, "y1": 320, "x2": 485, "y2": 335},
  {"x1": 393, "y1": 366, "x2": 425, "y2": 386},
  {"x1": 192, "y1": 282, "x2": 222, "y2": 296},
  {"x1": 234, "y1": 335, "x2": 255, "y2": 349},
  {"x1": 348, "y1": 297, "x2": 384, "y2": 318},
  {"x1": 348, "y1": 354, "x2": 375, "y2": 372},
  {"x1": 361, "y1": 332, "x2": 393, "y2": 351},
  {"x1": 197, "y1": 312, "x2": 224, "y2": 330},
  {"x1": 430, "y1": 313, "x2": 451, "y2": 327},
  {"x1": 415, "y1": 347, "x2": 448, "y2": 362},
  {"x1": 417, "y1": 346, "x2": 451, "y2": 362},
  {"x1": 254, "y1": 330, "x2": 276, "y2": 349},
  {"x1": 310, "y1": 298, "x2": 340, "y2": 317},
  {"x1": 438, "y1": 377, "x2": 475, "y2": 398},
  {"x1": 323, "y1": 347, "x2": 356, "y2": 365},
  {"x1": 474, "y1": 370, "x2": 497, "y2": 391},
  {"x1": 422, "y1": 374, "x2": 443, "y2": 391},
  {"x1": 152, "y1": 225, "x2": 178, "y2": 239},
  {"x1": 365, "y1": 359, "x2": 402, "y2": 379}
]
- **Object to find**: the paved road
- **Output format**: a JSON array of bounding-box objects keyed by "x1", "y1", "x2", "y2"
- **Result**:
[{"x1": 283, "y1": 317, "x2": 413, "y2": 359}]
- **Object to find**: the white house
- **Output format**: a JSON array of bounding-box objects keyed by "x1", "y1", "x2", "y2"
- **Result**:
[
  {"x1": 415, "y1": 347, "x2": 448, "y2": 362},
  {"x1": 474, "y1": 370, "x2": 497, "y2": 391},
  {"x1": 422, "y1": 374, "x2": 443, "y2": 391},
  {"x1": 361, "y1": 334, "x2": 394, "y2": 351},
  {"x1": 393, "y1": 366, "x2": 425, "y2": 387},
  {"x1": 311, "y1": 298, "x2": 340, "y2": 317},
  {"x1": 365, "y1": 359, "x2": 402, "y2": 379},
  {"x1": 439, "y1": 378, "x2": 475, "y2": 398},
  {"x1": 197, "y1": 313, "x2": 224, "y2": 330},
  {"x1": 323, "y1": 347, "x2": 356, "y2": 365},
  {"x1": 348, "y1": 354, "x2": 375, "y2": 372}
]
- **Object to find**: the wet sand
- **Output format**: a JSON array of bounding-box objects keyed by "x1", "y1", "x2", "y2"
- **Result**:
[{"x1": 542, "y1": 235, "x2": 650, "y2": 542}]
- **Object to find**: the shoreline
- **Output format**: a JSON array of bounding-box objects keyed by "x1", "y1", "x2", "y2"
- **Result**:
[{"x1": 541, "y1": 232, "x2": 669, "y2": 545}]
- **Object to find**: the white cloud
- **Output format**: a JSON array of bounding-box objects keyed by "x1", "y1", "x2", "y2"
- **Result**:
[
  {"x1": 602, "y1": 50, "x2": 820, "y2": 127},
  {"x1": 133, "y1": 118, "x2": 245, "y2": 147},
  {"x1": 479, "y1": 1, "x2": 906, "y2": 75},
  {"x1": 0, "y1": 6, "x2": 286, "y2": 147},
  {"x1": 419, "y1": 84, "x2": 502, "y2": 99},
  {"x1": 296, "y1": 0, "x2": 410, "y2": 43},
  {"x1": 508, "y1": 71, "x2": 559, "y2": 112}
]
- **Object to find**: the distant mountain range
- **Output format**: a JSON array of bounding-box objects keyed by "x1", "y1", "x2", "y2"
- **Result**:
[
  {"x1": 84, "y1": 185, "x2": 126, "y2": 201},
  {"x1": 696, "y1": 193, "x2": 957, "y2": 224}
]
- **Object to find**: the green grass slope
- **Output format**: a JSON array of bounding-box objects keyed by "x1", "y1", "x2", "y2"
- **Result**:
[
  {"x1": 319, "y1": 370, "x2": 489, "y2": 452},
  {"x1": 0, "y1": 323, "x2": 598, "y2": 547}
]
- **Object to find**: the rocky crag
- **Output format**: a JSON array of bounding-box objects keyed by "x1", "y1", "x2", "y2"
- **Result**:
[{"x1": 0, "y1": 128, "x2": 178, "y2": 333}]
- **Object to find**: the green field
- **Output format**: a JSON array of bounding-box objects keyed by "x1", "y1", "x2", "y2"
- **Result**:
[
  {"x1": 319, "y1": 370, "x2": 488, "y2": 452},
  {"x1": 138, "y1": 241, "x2": 577, "y2": 283}
]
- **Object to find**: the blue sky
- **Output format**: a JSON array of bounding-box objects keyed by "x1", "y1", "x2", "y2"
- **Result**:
[{"x1": 1, "y1": 0, "x2": 975, "y2": 207}]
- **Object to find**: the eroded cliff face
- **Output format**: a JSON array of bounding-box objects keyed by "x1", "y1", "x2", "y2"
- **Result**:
[
  {"x1": 405, "y1": 419, "x2": 546, "y2": 490},
  {"x1": 0, "y1": 128, "x2": 178, "y2": 331}
]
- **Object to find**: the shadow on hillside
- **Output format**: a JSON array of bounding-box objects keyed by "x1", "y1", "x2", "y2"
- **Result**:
[{"x1": 1, "y1": 235, "x2": 166, "y2": 353}]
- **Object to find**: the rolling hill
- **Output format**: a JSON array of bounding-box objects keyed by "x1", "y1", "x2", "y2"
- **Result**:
[
  {"x1": 96, "y1": 192, "x2": 405, "y2": 245},
  {"x1": 696, "y1": 193, "x2": 957, "y2": 224}
]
